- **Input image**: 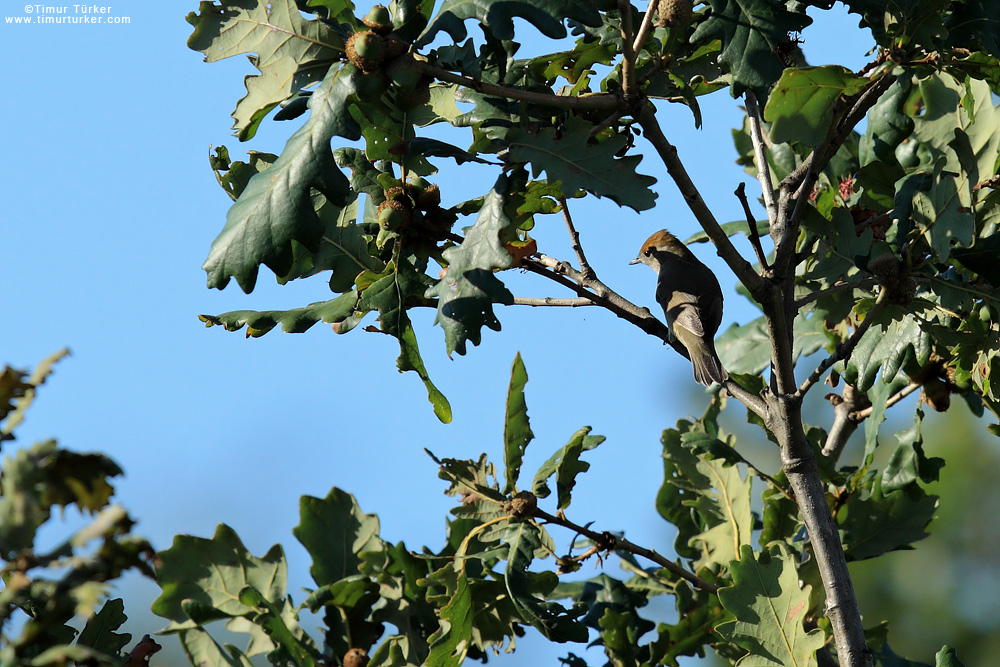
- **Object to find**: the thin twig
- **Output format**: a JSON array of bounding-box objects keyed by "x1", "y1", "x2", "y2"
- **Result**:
[
  {"x1": 412, "y1": 58, "x2": 619, "y2": 112},
  {"x1": 735, "y1": 182, "x2": 770, "y2": 270},
  {"x1": 849, "y1": 382, "x2": 921, "y2": 421},
  {"x1": 559, "y1": 197, "x2": 595, "y2": 280},
  {"x1": 744, "y1": 91, "x2": 778, "y2": 223},
  {"x1": 631, "y1": 0, "x2": 659, "y2": 54},
  {"x1": 533, "y1": 507, "x2": 720, "y2": 593},
  {"x1": 512, "y1": 297, "x2": 594, "y2": 307},
  {"x1": 797, "y1": 288, "x2": 889, "y2": 398}
]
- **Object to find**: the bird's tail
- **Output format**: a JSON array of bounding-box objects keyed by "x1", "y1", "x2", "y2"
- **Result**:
[{"x1": 691, "y1": 343, "x2": 728, "y2": 387}]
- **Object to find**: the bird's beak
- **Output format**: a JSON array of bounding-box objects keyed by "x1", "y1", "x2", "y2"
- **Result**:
[{"x1": 628, "y1": 257, "x2": 641, "y2": 265}]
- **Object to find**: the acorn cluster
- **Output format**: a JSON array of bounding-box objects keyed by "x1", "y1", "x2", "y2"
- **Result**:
[
  {"x1": 374, "y1": 176, "x2": 453, "y2": 249},
  {"x1": 867, "y1": 252, "x2": 917, "y2": 305},
  {"x1": 343, "y1": 5, "x2": 431, "y2": 109}
]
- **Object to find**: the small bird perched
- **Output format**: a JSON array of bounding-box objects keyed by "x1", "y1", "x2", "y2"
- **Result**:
[{"x1": 630, "y1": 229, "x2": 728, "y2": 386}]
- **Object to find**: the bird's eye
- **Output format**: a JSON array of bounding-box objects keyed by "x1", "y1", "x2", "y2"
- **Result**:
[{"x1": 644, "y1": 247, "x2": 653, "y2": 257}]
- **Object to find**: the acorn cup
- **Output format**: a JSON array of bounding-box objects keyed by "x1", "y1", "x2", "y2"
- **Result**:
[{"x1": 345, "y1": 30, "x2": 385, "y2": 73}]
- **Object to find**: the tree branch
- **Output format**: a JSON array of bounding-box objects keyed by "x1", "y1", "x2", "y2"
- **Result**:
[
  {"x1": 735, "y1": 182, "x2": 770, "y2": 270},
  {"x1": 631, "y1": 0, "x2": 659, "y2": 55},
  {"x1": 849, "y1": 382, "x2": 920, "y2": 421},
  {"x1": 512, "y1": 297, "x2": 594, "y2": 307},
  {"x1": 619, "y1": 0, "x2": 638, "y2": 104},
  {"x1": 533, "y1": 507, "x2": 720, "y2": 593},
  {"x1": 821, "y1": 384, "x2": 869, "y2": 461},
  {"x1": 637, "y1": 105, "x2": 768, "y2": 300},
  {"x1": 559, "y1": 197, "x2": 595, "y2": 280},
  {"x1": 412, "y1": 58, "x2": 620, "y2": 112},
  {"x1": 744, "y1": 91, "x2": 778, "y2": 223}
]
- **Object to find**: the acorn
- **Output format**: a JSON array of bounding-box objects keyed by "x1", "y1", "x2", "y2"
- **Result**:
[
  {"x1": 415, "y1": 184, "x2": 441, "y2": 210},
  {"x1": 657, "y1": 0, "x2": 693, "y2": 28},
  {"x1": 344, "y1": 648, "x2": 369, "y2": 667},
  {"x1": 867, "y1": 253, "x2": 901, "y2": 285},
  {"x1": 362, "y1": 5, "x2": 393, "y2": 35},
  {"x1": 345, "y1": 30, "x2": 385, "y2": 73},
  {"x1": 921, "y1": 376, "x2": 951, "y2": 412},
  {"x1": 388, "y1": 58, "x2": 422, "y2": 92},
  {"x1": 376, "y1": 197, "x2": 412, "y2": 230}
]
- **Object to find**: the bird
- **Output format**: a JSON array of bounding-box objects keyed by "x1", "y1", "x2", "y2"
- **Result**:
[{"x1": 630, "y1": 229, "x2": 728, "y2": 386}]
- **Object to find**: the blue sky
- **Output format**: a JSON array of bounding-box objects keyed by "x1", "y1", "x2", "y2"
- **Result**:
[{"x1": 0, "y1": 3, "x2": 874, "y2": 664}]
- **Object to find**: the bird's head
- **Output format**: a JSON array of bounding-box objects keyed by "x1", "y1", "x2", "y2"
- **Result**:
[{"x1": 629, "y1": 229, "x2": 686, "y2": 271}]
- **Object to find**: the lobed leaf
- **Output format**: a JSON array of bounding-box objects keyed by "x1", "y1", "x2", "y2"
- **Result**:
[
  {"x1": 186, "y1": 0, "x2": 343, "y2": 139},
  {"x1": 203, "y1": 63, "x2": 359, "y2": 292},
  {"x1": 716, "y1": 545, "x2": 826, "y2": 667}
]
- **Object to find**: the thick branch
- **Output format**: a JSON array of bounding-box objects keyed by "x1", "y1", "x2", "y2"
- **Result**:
[
  {"x1": 413, "y1": 58, "x2": 620, "y2": 112},
  {"x1": 533, "y1": 507, "x2": 720, "y2": 593},
  {"x1": 821, "y1": 384, "x2": 869, "y2": 461},
  {"x1": 638, "y1": 106, "x2": 768, "y2": 299},
  {"x1": 744, "y1": 91, "x2": 778, "y2": 223}
]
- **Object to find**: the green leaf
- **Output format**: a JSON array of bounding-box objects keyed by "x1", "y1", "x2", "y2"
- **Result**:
[
  {"x1": 178, "y1": 627, "x2": 254, "y2": 667},
  {"x1": 0, "y1": 442, "x2": 122, "y2": 555},
  {"x1": 293, "y1": 488, "x2": 382, "y2": 588},
  {"x1": 691, "y1": 0, "x2": 812, "y2": 96},
  {"x1": 77, "y1": 598, "x2": 131, "y2": 656},
  {"x1": 881, "y1": 408, "x2": 944, "y2": 492},
  {"x1": 199, "y1": 292, "x2": 361, "y2": 337},
  {"x1": 417, "y1": 0, "x2": 605, "y2": 44},
  {"x1": 425, "y1": 182, "x2": 516, "y2": 356},
  {"x1": 0, "y1": 348, "x2": 70, "y2": 442},
  {"x1": 502, "y1": 522, "x2": 587, "y2": 642},
  {"x1": 426, "y1": 574, "x2": 473, "y2": 667},
  {"x1": 859, "y1": 77, "x2": 914, "y2": 168},
  {"x1": 210, "y1": 147, "x2": 278, "y2": 201},
  {"x1": 717, "y1": 545, "x2": 825, "y2": 667},
  {"x1": 504, "y1": 117, "x2": 658, "y2": 212},
  {"x1": 952, "y1": 233, "x2": 1000, "y2": 287},
  {"x1": 397, "y1": 324, "x2": 454, "y2": 423},
  {"x1": 843, "y1": 308, "x2": 931, "y2": 393},
  {"x1": 531, "y1": 427, "x2": 605, "y2": 509},
  {"x1": 503, "y1": 353, "x2": 533, "y2": 494},
  {"x1": 688, "y1": 457, "x2": 754, "y2": 569},
  {"x1": 935, "y1": 646, "x2": 967, "y2": 667},
  {"x1": 186, "y1": 0, "x2": 343, "y2": 140},
  {"x1": 238, "y1": 586, "x2": 321, "y2": 667},
  {"x1": 838, "y1": 478, "x2": 938, "y2": 561},
  {"x1": 685, "y1": 218, "x2": 769, "y2": 245},
  {"x1": 279, "y1": 196, "x2": 386, "y2": 293},
  {"x1": 842, "y1": 0, "x2": 949, "y2": 49},
  {"x1": 152, "y1": 524, "x2": 286, "y2": 627},
  {"x1": 203, "y1": 63, "x2": 358, "y2": 292},
  {"x1": 715, "y1": 311, "x2": 829, "y2": 377},
  {"x1": 765, "y1": 66, "x2": 868, "y2": 146}
]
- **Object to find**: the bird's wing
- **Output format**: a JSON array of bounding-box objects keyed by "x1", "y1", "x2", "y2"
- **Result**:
[{"x1": 666, "y1": 300, "x2": 706, "y2": 337}]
